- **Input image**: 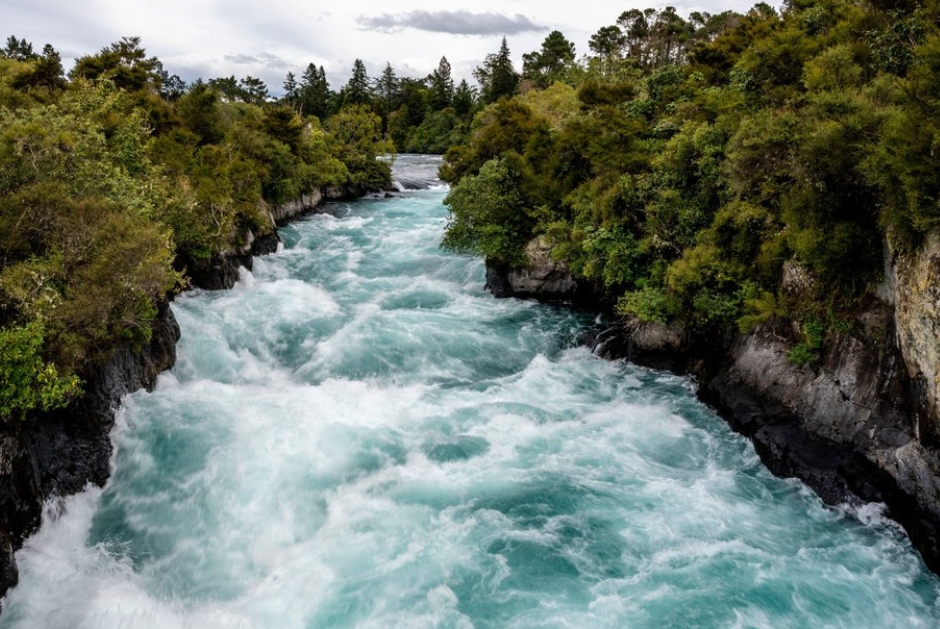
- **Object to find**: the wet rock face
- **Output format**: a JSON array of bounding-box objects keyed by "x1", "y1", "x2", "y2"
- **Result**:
[
  {"x1": 270, "y1": 190, "x2": 324, "y2": 226},
  {"x1": 0, "y1": 303, "x2": 180, "y2": 603},
  {"x1": 893, "y1": 232, "x2": 940, "y2": 445},
  {"x1": 702, "y1": 313, "x2": 940, "y2": 573},
  {"x1": 506, "y1": 238, "x2": 580, "y2": 298},
  {"x1": 485, "y1": 237, "x2": 585, "y2": 302},
  {"x1": 724, "y1": 301, "x2": 909, "y2": 449},
  {"x1": 591, "y1": 319, "x2": 686, "y2": 372},
  {"x1": 183, "y1": 250, "x2": 254, "y2": 291}
]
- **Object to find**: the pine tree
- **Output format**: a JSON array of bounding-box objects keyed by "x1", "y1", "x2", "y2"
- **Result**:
[
  {"x1": 589, "y1": 25, "x2": 626, "y2": 75},
  {"x1": 428, "y1": 56, "x2": 455, "y2": 110},
  {"x1": 399, "y1": 77, "x2": 429, "y2": 127},
  {"x1": 239, "y1": 75, "x2": 269, "y2": 104},
  {"x1": 208, "y1": 75, "x2": 246, "y2": 102},
  {"x1": 10, "y1": 43, "x2": 66, "y2": 93},
  {"x1": 618, "y1": 9, "x2": 653, "y2": 66},
  {"x1": 343, "y1": 59, "x2": 371, "y2": 107},
  {"x1": 375, "y1": 62, "x2": 400, "y2": 113},
  {"x1": 71, "y1": 36, "x2": 162, "y2": 92},
  {"x1": 282, "y1": 71, "x2": 299, "y2": 110},
  {"x1": 452, "y1": 79, "x2": 476, "y2": 116},
  {"x1": 159, "y1": 70, "x2": 187, "y2": 101},
  {"x1": 522, "y1": 30, "x2": 576, "y2": 87},
  {"x1": 299, "y1": 63, "x2": 330, "y2": 119},
  {"x1": 1, "y1": 36, "x2": 37, "y2": 61},
  {"x1": 474, "y1": 37, "x2": 519, "y2": 103}
]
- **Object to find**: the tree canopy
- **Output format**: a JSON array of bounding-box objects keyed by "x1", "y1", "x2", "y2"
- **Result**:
[
  {"x1": 441, "y1": 0, "x2": 940, "y2": 365},
  {"x1": 0, "y1": 36, "x2": 394, "y2": 420}
]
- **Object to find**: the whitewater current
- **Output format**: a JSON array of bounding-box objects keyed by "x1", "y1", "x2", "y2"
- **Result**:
[{"x1": 3, "y1": 156, "x2": 940, "y2": 628}]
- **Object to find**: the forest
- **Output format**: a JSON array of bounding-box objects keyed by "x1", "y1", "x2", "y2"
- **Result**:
[
  {"x1": 440, "y1": 0, "x2": 940, "y2": 367},
  {"x1": 3, "y1": 0, "x2": 940, "y2": 418},
  {"x1": 0, "y1": 37, "x2": 402, "y2": 418}
]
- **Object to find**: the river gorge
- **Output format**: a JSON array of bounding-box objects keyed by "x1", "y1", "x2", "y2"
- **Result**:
[{"x1": 2, "y1": 157, "x2": 939, "y2": 628}]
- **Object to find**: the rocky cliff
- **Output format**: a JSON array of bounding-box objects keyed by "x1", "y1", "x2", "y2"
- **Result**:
[
  {"x1": 490, "y1": 233, "x2": 940, "y2": 573},
  {"x1": 484, "y1": 236, "x2": 595, "y2": 304},
  {"x1": 185, "y1": 185, "x2": 368, "y2": 291},
  {"x1": 0, "y1": 302, "x2": 180, "y2": 603}
]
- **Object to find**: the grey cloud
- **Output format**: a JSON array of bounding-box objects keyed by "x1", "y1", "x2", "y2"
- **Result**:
[
  {"x1": 359, "y1": 10, "x2": 546, "y2": 36},
  {"x1": 223, "y1": 53, "x2": 260, "y2": 64},
  {"x1": 222, "y1": 52, "x2": 291, "y2": 70}
]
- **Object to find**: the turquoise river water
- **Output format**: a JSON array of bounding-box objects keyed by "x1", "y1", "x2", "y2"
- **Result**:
[{"x1": 2, "y1": 157, "x2": 940, "y2": 628}]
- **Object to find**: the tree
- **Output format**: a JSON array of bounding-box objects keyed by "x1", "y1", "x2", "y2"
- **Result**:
[
  {"x1": 158, "y1": 71, "x2": 187, "y2": 101},
  {"x1": 618, "y1": 9, "x2": 653, "y2": 65},
  {"x1": 453, "y1": 79, "x2": 476, "y2": 116},
  {"x1": 239, "y1": 76, "x2": 269, "y2": 104},
  {"x1": 589, "y1": 25, "x2": 626, "y2": 58},
  {"x1": 399, "y1": 77, "x2": 429, "y2": 127},
  {"x1": 522, "y1": 30, "x2": 576, "y2": 87},
  {"x1": 71, "y1": 36, "x2": 163, "y2": 92},
  {"x1": 589, "y1": 25, "x2": 626, "y2": 74},
  {"x1": 263, "y1": 105, "x2": 305, "y2": 153},
  {"x1": 282, "y1": 71, "x2": 299, "y2": 110},
  {"x1": 299, "y1": 63, "x2": 330, "y2": 119},
  {"x1": 650, "y1": 6, "x2": 693, "y2": 67},
  {"x1": 175, "y1": 81, "x2": 224, "y2": 145},
  {"x1": 208, "y1": 75, "x2": 246, "y2": 102},
  {"x1": 1, "y1": 36, "x2": 37, "y2": 61},
  {"x1": 324, "y1": 105, "x2": 393, "y2": 187},
  {"x1": 10, "y1": 44, "x2": 66, "y2": 94},
  {"x1": 429, "y1": 56, "x2": 455, "y2": 110},
  {"x1": 442, "y1": 158, "x2": 531, "y2": 263},
  {"x1": 0, "y1": 323, "x2": 80, "y2": 419},
  {"x1": 475, "y1": 37, "x2": 519, "y2": 103},
  {"x1": 342, "y1": 59, "x2": 371, "y2": 107},
  {"x1": 374, "y1": 62, "x2": 400, "y2": 113}
]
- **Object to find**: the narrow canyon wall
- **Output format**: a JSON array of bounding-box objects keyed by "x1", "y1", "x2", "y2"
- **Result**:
[
  {"x1": 0, "y1": 303, "x2": 180, "y2": 603},
  {"x1": 491, "y1": 232, "x2": 940, "y2": 572}
]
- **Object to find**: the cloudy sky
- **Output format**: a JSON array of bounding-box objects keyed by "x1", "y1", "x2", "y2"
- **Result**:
[{"x1": 3, "y1": 0, "x2": 760, "y2": 94}]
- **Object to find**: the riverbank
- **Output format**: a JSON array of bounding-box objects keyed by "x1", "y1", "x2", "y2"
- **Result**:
[
  {"x1": 486, "y1": 246, "x2": 940, "y2": 574},
  {"x1": 0, "y1": 177, "x2": 398, "y2": 603}
]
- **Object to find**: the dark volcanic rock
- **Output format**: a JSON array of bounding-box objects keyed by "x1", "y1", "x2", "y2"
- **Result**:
[
  {"x1": 702, "y1": 355, "x2": 940, "y2": 574},
  {"x1": 184, "y1": 250, "x2": 253, "y2": 291},
  {"x1": 484, "y1": 238, "x2": 595, "y2": 305},
  {"x1": 591, "y1": 320, "x2": 686, "y2": 372},
  {"x1": 0, "y1": 302, "x2": 180, "y2": 603},
  {"x1": 484, "y1": 261, "x2": 516, "y2": 298},
  {"x1": 611, "y1": 310, "x2": 940, "y2": 574},
  {"x1": 251, "y1": 231, "x2": 281, "y2": 257},
  {"x1": 269, "y1": 191, "x2": 324, "y2": 226},
  {"x1": 485, "y1": 238, "x2": 583, "y2": 301}
]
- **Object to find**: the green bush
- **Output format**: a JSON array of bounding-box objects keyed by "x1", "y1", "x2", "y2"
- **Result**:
[
  {"x1": 0, "y1": 322, "x2": 80, "y2": 419},
  {"x1": 441, "y1": 158, "x2": 532, "y2": 264}
]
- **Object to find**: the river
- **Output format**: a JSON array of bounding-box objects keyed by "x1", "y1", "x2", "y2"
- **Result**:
[{"x1": 2, "y1": 155, "x2": 939, "y2": 628}]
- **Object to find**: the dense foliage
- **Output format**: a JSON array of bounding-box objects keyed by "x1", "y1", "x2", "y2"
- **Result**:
[
  {"x1": 280, "y1": 56, "x2": 477, "y2": 155},
  {"x1": 0, "y1": 38, "x2": 392, "y2": 419},
  {"x1": 442, "y1": 1, "x2": 940, "y2": 361}
]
